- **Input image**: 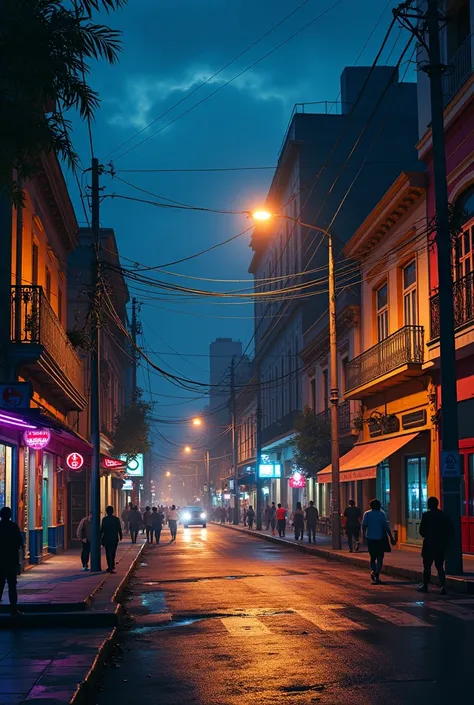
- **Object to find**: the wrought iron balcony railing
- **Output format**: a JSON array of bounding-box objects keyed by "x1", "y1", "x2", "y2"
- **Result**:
[
  {"x1": 430, "y1": 270, "x2": 474, "y2": 339},
  {"x1": 11, "y1": 285, "x2": 83, "y2": 395},
  {"x1": 315, "y1": 400, "x2": 351, "y2": 434},
  {"x1": 443, "y1": 35, "x2": 473, "y2": 106},
  {"x1": 346, "y1": 325, "x2": 424, "y2": 393}
]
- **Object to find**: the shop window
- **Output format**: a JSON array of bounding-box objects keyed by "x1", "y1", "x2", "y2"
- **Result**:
[
  {"x1": 376, "y1": 282, "x2": 389, "y2": 341},
  {"x1": 0, "y1": 444, "x2": 13, "y2": 509},
  {"x1": 402, "y1": 260, "x2": 417, "y2": 326},
  {"x1": 406, "y1": 456, "x2": 428, "y2": 520},
  {"x1": 376, "y1": 461, "x2": 391, "y2": 523}
]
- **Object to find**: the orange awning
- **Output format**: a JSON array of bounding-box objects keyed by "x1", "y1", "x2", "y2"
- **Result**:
[{"x1": 317, "y1": 432, "x2": 420, "y2": 483}]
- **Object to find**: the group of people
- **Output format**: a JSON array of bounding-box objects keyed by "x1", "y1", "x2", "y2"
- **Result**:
[{"x1": 262, "y1": 500, "x2": 319, "y2": 541}]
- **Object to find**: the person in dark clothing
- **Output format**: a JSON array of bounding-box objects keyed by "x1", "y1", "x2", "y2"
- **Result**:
[
  {"x1": 151, "y1": 507, "x2": 164, "y2": 544},
  {"x1": 343, "y1": 499, "x2": 362, "y2": 552},
  {"x1": 100, "y1": 506, "x2": 122, "y2": 573},
  {"x1": 76, "y1": 512, "x2": 92, "y2": 570},
  {"x1": 418, "y1": 496, "x2": 453, "y2": 595},
  {"x1": 247, "y1": 506, "x2": 255, "y2": 529},
  {"x1": 128, "y1": 506, "x2": 142, "y2": 544},
  {"x1": 293, "y1": 502, "x2": 305, "y2": 540},
  {"x1": 305, "y1": 501, "x2": 319, "y2": 543},
  {"x1": 0, "y1": 507, "x2": 23, "y2": 616},
  {"x1": 269, "y1": 502, "x2": 277, "y2": 536},
  {"x1": 142, "y1": 506, "x2": 153, "y2": 543}
]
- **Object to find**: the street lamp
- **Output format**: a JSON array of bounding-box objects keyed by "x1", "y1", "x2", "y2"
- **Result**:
[
  {"x1": 250, "y1": 209, "x2": 341, "y2": 550},
  {"x1": 184, "y1": 446, "x2": 192, "y2": 454},
  {"x1": 192, "y1": 417, "x2": 203, "y2": 427}
]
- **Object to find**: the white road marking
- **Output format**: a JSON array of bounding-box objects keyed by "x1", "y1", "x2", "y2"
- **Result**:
[
  {"x1": 221, "y1": 617, "x2": 271, "y2": 635},
  {"x1": 296, "y1": 606, "x2": 367, "y2": 631},
  {"x1": 360, "y1": 603, "x2": 433, "y2": 627},
  {"x1": 420, "y1": 603, "x2": 474, "y2": 620}
]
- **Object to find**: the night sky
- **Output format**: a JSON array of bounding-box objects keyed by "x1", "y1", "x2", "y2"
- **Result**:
[{"x1": 68, "y1": 0, "x2": 410, "y2": 457}]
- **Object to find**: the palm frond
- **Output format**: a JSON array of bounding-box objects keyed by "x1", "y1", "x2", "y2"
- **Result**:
[{"x1": 79, "y1": 0, "x2": 127, "y2": 15}]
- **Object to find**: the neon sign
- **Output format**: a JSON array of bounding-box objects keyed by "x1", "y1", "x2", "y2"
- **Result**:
[
  {"x1": 24, "y1": 428, "x2": 51, "y2": 450},
  {"x1": 66, "y1": 452, "x2": 84, "y2": 471},
  {"x1": 289, "y1": 471, "x2": 306, "y2": 489}
]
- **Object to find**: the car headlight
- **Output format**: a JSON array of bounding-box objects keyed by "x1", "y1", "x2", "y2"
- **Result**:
[
  {"x1": 200, "y1": 512, "x2": 206, "y2": 519},
  {"x1": 183, "y1": 512, "x2": 191, "y2": 521}
]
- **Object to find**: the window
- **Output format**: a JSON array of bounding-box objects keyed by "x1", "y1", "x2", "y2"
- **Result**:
[
  {"x1": 454, "y1": 224, "x2": 474, "y2": 280},
  {"x1": 468, "y1": 454, "x2": 474, "y2": 517},
  {"x1": 376, "y1": 282, "x2": 389, "y2": 341},
  {"x1": 406, "y1": 456, "x2": 428, "y2": 521},
  {"x1": 32, "y1": 242, "x2": 39, "y2": 286},
  {"x1": 322, "y1": 369, "x2": 329, "y2": 411},
  {"x1": 45, "y1": 268, "x2": 51, "y2": 302},
  {"x1": 310, "y1": 378, "x2": 316, "y2": 411},
  {"x1": 403, "y1": 260, "x2": 417, "y2": 326}
]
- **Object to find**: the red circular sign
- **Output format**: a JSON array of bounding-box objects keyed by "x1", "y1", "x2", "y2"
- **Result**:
[
  {"x1": 67, "y1": 452, "x2": 84, "y2": 471},
  {"x1": 24, "y1": 428, "x2": 51, "y2": 450}
]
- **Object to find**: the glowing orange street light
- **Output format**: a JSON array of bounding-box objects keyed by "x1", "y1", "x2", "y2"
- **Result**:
[
  {"x1": 184, "y1": 446, "x2": 192, "y2": 454},
  {"x1": 252, "y1": 210, "x2": 272, "y2": 221},
  {"x1": 192, "y1": 417, "x2": 202, "y2": 427}
]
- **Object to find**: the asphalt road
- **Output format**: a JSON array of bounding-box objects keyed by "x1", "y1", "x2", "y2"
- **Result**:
[{"x1": 97, "y1": 525, "x2": 473, "y2": 705}]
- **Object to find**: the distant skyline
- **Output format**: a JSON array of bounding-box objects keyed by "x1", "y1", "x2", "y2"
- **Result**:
[{"x1": 66, "y1": 0, "x2": 414, "y2": 457}]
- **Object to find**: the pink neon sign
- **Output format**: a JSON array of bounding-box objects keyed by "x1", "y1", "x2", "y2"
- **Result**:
[
  {"x1": 24, "y1": 428, "x2": 51, "y2": 450},
  {"x1": 67, "y1": 452, "x2": 84, "y2": 471},
  {"x1": 289, "y1": 472, "x2": 306, "y2": 489}
]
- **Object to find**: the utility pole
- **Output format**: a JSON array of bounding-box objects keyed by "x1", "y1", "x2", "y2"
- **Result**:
[
  {"x1": 230, "y1": 357, "x2": 239, "y2": 524},
  {"x1": 90, "y1": 157, "x2": 101, "y2": 572},
  {"x1": 328, "y1": 230, "x2": 341, "y2": 549},
  {"x1": 255, "y1": 371, "x2": 263, "y2": 531},
  {"x1": 131, "y1": 298, "x2": 139, "y2": 507},
  {"x1": 394, "y1": 0, "x2": 462, "y2": 574}
]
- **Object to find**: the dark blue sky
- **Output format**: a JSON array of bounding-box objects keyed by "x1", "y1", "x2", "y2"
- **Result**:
[{"x1": 68, "y1": 0, "x2": 410, "y2": 457}]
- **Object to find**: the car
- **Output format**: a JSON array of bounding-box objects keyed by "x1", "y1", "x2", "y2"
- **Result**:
[{"x1": 181, "y1": 506, "x2": 207, "y2": 528}]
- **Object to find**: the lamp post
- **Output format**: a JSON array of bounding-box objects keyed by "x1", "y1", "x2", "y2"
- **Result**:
[{"x1": 250, "y1": 210, "x2": 341, "y2": 549}]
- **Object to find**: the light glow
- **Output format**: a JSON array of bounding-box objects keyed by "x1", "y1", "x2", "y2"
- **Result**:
[
  {"x1": 252, "y1": 210, "x2": 272, "y2": 221},
  {"x1": 192, "y1": 418, "x2": 202, "y2": 427},
  {"x1": 200, "y1": 512, "x2": 206, "y2": 519},
  {"x1": 184, "y1": 446, "x2": 192, "y2": 454},
  {"x1": 183, "y1": 512, "x2": 192, "y2": 521},
  {"x1": 24, "y1": 428, "x2": 51, "y2": 450}
]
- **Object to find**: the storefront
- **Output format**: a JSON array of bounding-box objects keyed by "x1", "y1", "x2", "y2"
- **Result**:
[{"x1": 0, "y1": 442, "x2": 14, "y2": 510}]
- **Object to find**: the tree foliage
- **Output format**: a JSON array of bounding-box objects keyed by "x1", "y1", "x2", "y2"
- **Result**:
[
  {"x1": 291, "y1": 406, "x2": 331, "y2": 477},
  {"x1": 111, "y1": 390, "x2": 152, "y2": 461},
  {"x1": 0, "y1": 0, "x2": 127, "y2": 204}
]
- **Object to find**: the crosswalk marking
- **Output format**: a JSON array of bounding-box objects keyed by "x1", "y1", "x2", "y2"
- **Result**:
[
  {"x1": 221, "y1": 617, "x2": 271, "y2": 635},
  {"x1": 402, "y1": 602, "x2": 474, "y2": 620},
  {"x1": 296, "y1": 606, "x2": 367, "y2": 632},
  {"x1": 359, "y1": 603, "x2": 433, "y2": 627}
]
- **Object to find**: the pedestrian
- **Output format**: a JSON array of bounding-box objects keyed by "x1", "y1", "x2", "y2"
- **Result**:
[
  {"x1": 276, "y1": 503, "x2": 287, "y2": 537},
  {"x1": 168, "y1": 504, "x2": 179, "y2": 541},
  {"x1": 121, "y1": 503, "x2": 132, "y2": 534},
  {"x1": 305, "y1": 500, "x2": 319, "y2": 544},
  {"x1": 269, "y1": 502, "x2": 277, "y2": 536},
  {"x1": 142, "y1": 506, "x2": 153, "y2": 543},
  {"x1": 293, "y1": 502, "x2": 305, "y2": 541},
  {"x1": 0, "y1": 507, "x2": 24, "y2": 616},
  {"x1": 129, "y1": 505, "x2": 142, "y2": 544},
  {"x1": 100, "y1": 505, "x2": 123, "y2": 574},
  {"x1": 220, "y1": 506, "x2": 226, "y2": 524},
  {"x1": 247, "y1": 506, "x2": 255, "y2": 529},
  {"x1": 264, "y1": 504, "x2": 270, "y2": 530},
  {"x1": 362, "y1": 499, "x2": 395, "y2": 585},
  {"x1": 227, "y1": 506, "x2": 233, "y2": 523},
  {"x1": 76, "y1": 511, "x2": 92, "y2": 571},
  {"x1": 151, "y1": 507, "x2": 164, "y2": 544},
  {"x1": 343, "y1": 499, "x2": 362, "y2": 552},
  {"x1": 417, "y1": 496, "x2": 453, "y2": 595}
]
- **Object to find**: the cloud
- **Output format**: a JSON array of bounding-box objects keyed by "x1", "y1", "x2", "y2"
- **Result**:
[{"x1": 108, "y1": 65, "x2": 301, "y2": 130}]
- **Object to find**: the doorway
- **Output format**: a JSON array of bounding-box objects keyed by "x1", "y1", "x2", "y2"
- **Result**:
[
  {"x1": 42, "y1": 463, "x2": 49, "y2": 547},
  {"x1": 376, "y1": 460, "x2": 390, "y2": 523},
  {"x1": 405, "y1": 455, "x2": 427, "y2": 542}
]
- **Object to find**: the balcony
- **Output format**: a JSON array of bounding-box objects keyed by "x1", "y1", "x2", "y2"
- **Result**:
[
  {"x1": 443, "y1": 35, "x2": 473, "y2": 106},
  {"x1": 11, "y1": 286, "x2": 86, "y2": 411},
  {"x1": 316, "y1": 400, "x2": 351, "y2": 434},
  {"x1": 345, "y1": 325, "x2": 424, "y2": 400},
  {"x1": 430, "y1": 270, "x2": 474, "y2": 339}
]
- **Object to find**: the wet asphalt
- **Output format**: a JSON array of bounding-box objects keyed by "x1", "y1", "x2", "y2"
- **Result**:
[{"x1": 96, "y1": 525, "x2": 473, "y2": 705}]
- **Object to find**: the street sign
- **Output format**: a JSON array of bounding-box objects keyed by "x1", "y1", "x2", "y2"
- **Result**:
[
  {"x1": 441, "y1": 450, "x2": 461, "y2": 478},
  {"x1": 0, "y1": 383, "x2": 32, "y2": 409},
  {"x1": 67, "y1": 452, "x2": 84, "y2": 471}
]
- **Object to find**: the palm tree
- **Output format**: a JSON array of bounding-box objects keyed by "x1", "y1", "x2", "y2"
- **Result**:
[{"x1": 0, "y1": 0, "x2": 127, "y2": 204}]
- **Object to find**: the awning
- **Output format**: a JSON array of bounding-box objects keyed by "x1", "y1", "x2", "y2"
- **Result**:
[{"x1": 317, "y1": 432, "x2": 420, "y2": 483}]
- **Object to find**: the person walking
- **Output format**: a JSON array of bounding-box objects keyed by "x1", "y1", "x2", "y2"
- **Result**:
[
  {"x1": 264, "y1": 504, "x2": 270, "y2": 530},
  {"x1": 150, "y1": 507, "x2": 164, "y2": 544},
  {"x1": 305, "y1": 501, "x2": 319, "y2": 543},
  {"x1": 0, "y1": 507, "x2": 24, "y2": 616},
  {"x1": 247, "y1": 506, "x2": 255, "y2": 530},
  {"x1": 100, "y1": 505, "x2": 123, "y2": 574},
  {"x1": 276, "y1": 503, "x2": 287, "y2": 537},
  {"x1": 292, "y1": 502, "x2": 305, "y2": 541},
  {"x1": 128, "y1": 506, "x2": 142, "y2": 544},
  {"x1": 76, "y1": 512, "x2": 92, "y2": 571},
  {"x1": 227, "y1": 506, "x2": 233, "y2": 524},
  {"x1": 142, "y1": 506, "x2": 153, "y2": 543},
  {"x1": 121, "y1": 503, "x2": 132, "y2": 534},
  {"x1": 343, "y1": 499, "x2": 362, "y2": 552},
  {"x1": 168, "y1": 505, "x2": 179, "y2": 541},
  {"x1": 417, "y1": 496, "x2": 453, "y2": 595},
  {"x1": 362, "y1": 499, "x2": 395, "y2": 585},
  {"x1": 269, "y1": 502, "x2": 277, "y2": 536}
]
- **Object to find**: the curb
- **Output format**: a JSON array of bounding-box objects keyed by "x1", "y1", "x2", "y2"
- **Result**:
[
  {"x1": 213, "y1": 522, "x2": 474, "y2": 595},
  {"x1": 69, "y1": 544, "x2": 146, "y2": 704}
]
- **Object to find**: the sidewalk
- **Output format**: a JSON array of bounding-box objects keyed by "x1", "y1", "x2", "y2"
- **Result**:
[{"x1": 215, "y1": 522, "x2": 474, "y2": 593}]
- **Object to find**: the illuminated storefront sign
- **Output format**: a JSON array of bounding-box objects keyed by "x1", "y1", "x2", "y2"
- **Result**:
[
  {"x1": 258, "y1": 463, "x2": 281, "y2": 479},
  {"x1": 66, "y1": 452, "x2": 84, "y2": 471},
  {"x1": 122, "y1": 479, "x2": 133, "y2": 491},
  {"x1": 119, "y1": 454, "x2": 144, "y2": 477},
  {"x1": 101, "y1": 456, "x2": 126, "y2": 470},
  {"x1": 289, "y1": 471, "x2": 306, "y2": 489},
  {"x1": 24, "y1": 428, "x2": 51, "y2": 450}
]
